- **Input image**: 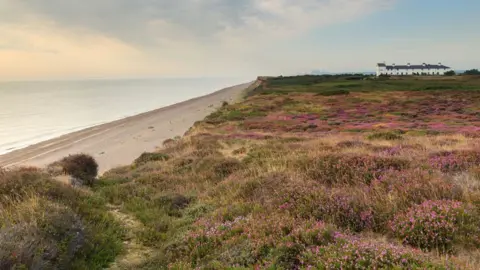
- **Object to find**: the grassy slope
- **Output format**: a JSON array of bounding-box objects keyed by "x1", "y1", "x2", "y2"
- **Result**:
[
  {"x1": 0, "y1": 168, "x2": 124, "y2": 269},
  {"x1": 2, "y1": 75, "x2": 480, "y2": 269}
]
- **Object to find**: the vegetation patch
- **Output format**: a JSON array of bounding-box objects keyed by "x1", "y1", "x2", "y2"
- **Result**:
[
  {"x1": 390, "y1": 200, "x2": 480, "y2": 253},
  {"x1": 305, "y1": 154, "x2": 410, "y2": 186},
  {"x1": 0, "y1": 168, "x2": 124, "y2": 269},
  {"x1": 58, "y1": 154, "x2": 99, "y2": 186},
  {"x1": 367, "y1": 131, "x2": 404, "y2": 141},
  {"x1": 134, "y1": 152, "x2": 170, "y2": 166},
  {"x1": 429, "y1": 150, "x2": 480, "y2": 173}
]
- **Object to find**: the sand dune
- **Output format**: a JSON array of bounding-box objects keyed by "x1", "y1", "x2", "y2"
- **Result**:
[{"x1": 0, "y1": 82, "x2": 253, "y2": 173}]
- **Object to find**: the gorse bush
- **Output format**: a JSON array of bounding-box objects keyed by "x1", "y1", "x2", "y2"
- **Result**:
[
  {"x1": 390, "y1": 200, "x2": 480, "y2": 253},
  {"x1": 59, "y1": 154, "x2": 98, "y2": 186}
]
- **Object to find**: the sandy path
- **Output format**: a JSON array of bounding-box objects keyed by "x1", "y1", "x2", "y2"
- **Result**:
[{"x1": 0, "y1": 82, "x2": 253, "y2": 173}]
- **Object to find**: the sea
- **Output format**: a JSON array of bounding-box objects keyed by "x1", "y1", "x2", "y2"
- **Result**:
[{"x1": 0, "y1": 77, "x2": 249, "y2": 155}]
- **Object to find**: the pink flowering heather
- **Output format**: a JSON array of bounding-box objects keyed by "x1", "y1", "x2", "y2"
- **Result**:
[
  {"x1": 369, "y1": 168, "x2": 457, "y2": 205},
  {"x1": 307, "y1": 154, "x2": 410, "y2": 186},
  {"x1": 300, "y1": 235, "x2": 441, "y2": 269},
  {"x1": 390, "y1": 200, "x2": 479, "y2": 252},
  {"x1": 381, "y1": 145, "x2": 403, "y2": 156},
  {"x1": 316, "y1": 191, "x2": 374, "y2": 232},
  {"x1": 429, "y1": 150, "x2": 480, "y2": 173}
]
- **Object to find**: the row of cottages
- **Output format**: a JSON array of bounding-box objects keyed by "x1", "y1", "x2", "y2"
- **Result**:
[{"x1": 376, "y1": 63, "x2": 452, "y2": 76}]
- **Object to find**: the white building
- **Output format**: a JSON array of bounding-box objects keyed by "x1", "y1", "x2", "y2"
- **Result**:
[{"x1": 376, "y1": 63, "x2": 452, "y2": 76}]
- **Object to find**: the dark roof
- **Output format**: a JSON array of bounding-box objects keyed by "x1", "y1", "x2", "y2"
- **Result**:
[{"x1": 377, "y1": 63, "x2": 450, "y2": 69}]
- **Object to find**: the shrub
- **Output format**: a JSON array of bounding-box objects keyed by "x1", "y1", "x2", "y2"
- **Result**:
[
  {"x1": 301, "y1": 235, "x2": 440, "y2": 269},
  {"x1": 314, "y1": 190, "x2": 374, "y2": 232},
  {"x1": 272, "y1": 243, "x2": 304, "y2": 269},
  {"x1": 237, "y1": 172, "x2": 294, "y2": 206},
  {"x1": 390, "y1": 200, "x2": 480, "y2": 252},
  {"x1": 232, "y1": 147, "x2": 247, "y2": 155},
  {"x1": 0, "y1": 198, "x2": 86, "y2": 270},
  {"x1": 336, "y1": 140, "x2": 369, "y2": 148},
  {"x1": 369, "y1": 169, "x2": 462, "y2": 230},
  {"x1": 155, "y1": 193, "x2": 191, "y2": 216},
  {"x1": 190, "y1": 157, "x2": 243, "y2": 182},
  {"x1": 134, "y1": 152, "x2": 170, "y2": 165},
  {"x1": 429, "y1": 150, "x2": 480, "y2": 173},
  {"x1": 471, "y1": 166, "x2": 480, "y2": 180},
  {"x1": 46, "y1": 161, "x2": 64, "y2": 176},
  {"x1": 221, "y1": 101, "x2": 229, "y2": 107},
  {"x1": 0, "y1": 169, "x2": 124, "y2": 269},
  {"x1": 185, "y1": 214, "x2": 334, "y2": 266},
  {"x1": 162, "y1": 138, "x2": 176, "y2": 147},
  {"x1": 213, "y1": 158, "x2": 243, "y2": 179},
  {"x1": 59, "y1": 154, "x2": 98, "y2": 186},
  {"x1": 305, "y1": 154, "x2": 410, "y2": 185},
  {"x1": 315, "y1": 89, "x2": 350, "y2": 96},
  {"x1": 464, "y1": 69, "x2": 480, "y2": 75},
  {"x1": 0, "y1": 168, "x2": 76, "y2": 204},
  {"x1": 367, "y1": 131, "x2": 403, "y2": 140},
  {"x1": 444, "y1": 70, "x2": 456, "y2": 76},
  {"x1": 205, "y1": 108, "x2": 266, "y2": 124}
]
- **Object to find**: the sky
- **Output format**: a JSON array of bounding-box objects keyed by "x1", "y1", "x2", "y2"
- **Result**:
[{"x1": 0, "y1": 0, "x2": 479, "y2": 80}]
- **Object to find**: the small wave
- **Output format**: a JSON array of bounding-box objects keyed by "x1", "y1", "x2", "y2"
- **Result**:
[{"x1": 0, "y1": 123, "x2": 101, "y2": 155}]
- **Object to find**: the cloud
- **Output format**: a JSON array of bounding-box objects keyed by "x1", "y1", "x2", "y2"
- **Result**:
[
  {"x1": 4, "y1": 0, "x2": 394, "y2": 44},
  {"x1": 0, "y1": 0, "x2": 396, "y2": 79}
]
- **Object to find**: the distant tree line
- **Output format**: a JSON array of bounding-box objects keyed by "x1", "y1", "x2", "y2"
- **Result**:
[
  {"x1": 444, "y1": 70, "x2": 456, "y2": 76},
  {"x1": 443, "y1": 69, "x2": 480, "y2": 76},
  {"x1": 464, "y1": 69, "x2": 480, "y2": 75},
  {"x1": 268, "y1": 74, "x2": 374, "y2": 87}
]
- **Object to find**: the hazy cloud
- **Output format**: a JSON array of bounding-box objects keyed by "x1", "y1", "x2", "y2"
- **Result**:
[
  {"x1": 0, "y1": 0, "x2": 396, "y2": 79},
  {"x1": 3, "y1": 0, "x2": 394, "y2": 44}
]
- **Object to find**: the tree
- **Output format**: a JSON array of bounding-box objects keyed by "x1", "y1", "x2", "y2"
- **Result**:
[
  {"x1": 444, "y1": 70, "x2": 456, "y2": 76},
  {"x1": 464, "y1": 69, "x2": 480, "y2": 75}
]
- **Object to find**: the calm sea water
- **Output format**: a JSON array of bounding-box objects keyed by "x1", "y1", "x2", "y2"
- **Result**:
[{"x1": 0, "y1": 78, "x2": 248, "y2": 155}]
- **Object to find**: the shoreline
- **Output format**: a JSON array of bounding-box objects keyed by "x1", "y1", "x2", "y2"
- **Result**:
[{"x1": 0, "y1": 81, "x2": 255, "y2": 173}]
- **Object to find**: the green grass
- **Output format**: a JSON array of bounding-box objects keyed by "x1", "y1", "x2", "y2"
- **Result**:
[
  {"x1": 367, "y1": 131, "x2": 404, "y2": 141},
  {"x1": 0, "y1": 168, "x2": 124, "y2": 269},
  {"x1": 253, "y1": 74, "x2": 480, "y2": 95}
]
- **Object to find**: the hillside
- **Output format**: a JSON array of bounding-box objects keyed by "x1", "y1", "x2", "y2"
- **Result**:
[{"x1": 2, "y1": 75, "x2": 480, "y2": 269}]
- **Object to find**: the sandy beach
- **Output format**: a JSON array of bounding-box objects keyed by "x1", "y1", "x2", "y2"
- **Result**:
[{"x1": 0, "y1": 81, "x2": 254, "y2": 173}]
